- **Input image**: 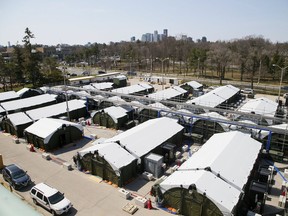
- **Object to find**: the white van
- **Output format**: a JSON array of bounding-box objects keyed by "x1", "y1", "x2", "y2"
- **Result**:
[{"x1": 30, "y1": 183, "x2": 72, "y2": 215}]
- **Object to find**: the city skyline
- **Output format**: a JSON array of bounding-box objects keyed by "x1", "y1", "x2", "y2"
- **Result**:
[{"x1": 0, "y1": 0, "x2": 288, "y2": 46}]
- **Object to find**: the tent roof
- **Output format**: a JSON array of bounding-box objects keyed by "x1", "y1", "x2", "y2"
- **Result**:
[
  {"x1": 180, "y1": 131, "x2": 261, "y2": 189},
  {"x1": 6, "y1": 112, "x2": 33, "y2": 126},
  {"x1": 187, "y1": 85, "x2": 239, "y2": 108},
  {"x1": 193, "y1": 112, "x2": 230, "y2": 131},
  {"x1": 237, "y1": 97, "x2": 278, "y2": 117},
  {"x1": 148, "y1": 86, "x2": 187, "y2": 100},
  {"x1": 260, "y1": 123, "x2": 288, "y2": 138},
  {"x1": 0, "y1": 91, "x2": 19, "y2": 102},
  {"x1": 106, "y1": 96, "x2": 126, "y2": 103},
  {"x1": 95, "y1": 106, "x2": 128, "y2": 123},
  {"x1": 83, "y1": 82, "x2": 113, "y2": 90},
  {"x1": 79, "y1": 142, "x2": 136, "y2": 171},
  {"x1": 24, "y1": 118, "x2": 83, "y2": 144},
  {"x1": 26, "y1": 99, "x2": 85, "y2": 121},
  {"x1": 1, "y1": 94, "x2": 56, "y2": 112},
  {"x1": 16, "y1": 87, "x2": 30, "y2": 96},
  {"x1": 114, "y1": 75, "x2": 127, "y2": 80},
  {"x1": 112, "y1": 83, "x2": 152, "y2": 94},
  {"x1": 138, "y1": 83, "x2": 154, "y2": 90},
  {"x1": 160, "y1": 131, "x2": 261, "y2": 214},
  {"x1": 106, "y1": 117, "x2": 183, "y2": 158},
  {"x1": 160, "y1": 169, "x2": 240, "y2": 214},
  {"x1": 185, "y1": 81, "x2": 203, "y2": 89}
]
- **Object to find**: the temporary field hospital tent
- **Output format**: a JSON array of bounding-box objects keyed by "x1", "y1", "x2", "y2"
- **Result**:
[
  {"x1": 0, "y1": 91, "x2": 20, "y2": 103},
  {"x1": 99, "y1": 96, "x2": 126, "y2": 109},
  {"x1": 155, "y1": 131, "x2": 262, "y2": 216},
  {"x1": 186, "y1": 85, "x2": 240, "y2": 110},
  {"x1": 148, "y1": 86, "x2": 188, "y2": 102},
  {"x1": 180, "y1": 80, "x2": 203, "y2": 96},
  {"x1": 138, "y1": 102, "x2": 171, "y2": 123},
  {"x1": 24, "y1": 118, "x2": 83, "y2": 151},
  {"x1": 83, "y1": 82, "x2": 114, "y2": 91},
  {"x1": 91, "y1": 106, "x2": 130, "y2": 129},
  {"x1": 17, "y1": 88, "x2": 41, "y2": 99},
  {"x1": 0, "y1": 94, "x2": 56, "y2": 114},
  {"x1": 1, "y1": 112, "x2": 33, "y2": 137},
  {"x1": 259, "y1": 123, "x2": 288, "y2": 162},
  {"x1": 191, "y1": 112, "x2": 230, "y2": 143},
  {"x1": 78, "y1": 142, "x2": 137, "y2": 187},
  {"x1": 77, "y1": 117, "x2": 184, "y2": 185},
  {"x1": 112, "y1": 83, "x2": 154, "y2": 96},
  {"x1": 112, "y1": 75, "x2": 127, "y2": 88},
  {"x1": 25, "y1": 99, "x2": 87, "y2": 121},
  {"x1": 237, "y1": 97, "x2": 278, "y2": 125},
  {"x1": 106, "y1": 117, "x2": 184, "y2": 166}
]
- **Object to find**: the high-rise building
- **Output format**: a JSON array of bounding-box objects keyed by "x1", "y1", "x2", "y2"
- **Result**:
[
  {"x1": 131, "y1": 36, "x2": 136, "y2": 42},
  {"x1": 153, "y1": 30, "x2": 158, "y2": 42},
  {"x1": 163, "y1": 29, "x2": 168, "y2": 37},
  {"x1": 201, "y1": 36, "x2": 207, "y2": 43},
  {"x1": 141, "y1": 33, "x2": 153, "y2": 42}
]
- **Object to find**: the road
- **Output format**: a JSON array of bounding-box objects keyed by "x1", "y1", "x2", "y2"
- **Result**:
[{"x1": 0, "y1": 131, "x2": 171, "y2": 216}]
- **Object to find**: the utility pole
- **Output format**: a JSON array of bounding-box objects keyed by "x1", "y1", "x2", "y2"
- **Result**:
[{"x1": 63, "y1": 65, "x2": 70, "y2": 121}]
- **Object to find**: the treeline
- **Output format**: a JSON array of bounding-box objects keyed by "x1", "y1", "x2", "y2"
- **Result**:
[{"x1": 1, "y1": 28, "x2": 287, "y2": 90}]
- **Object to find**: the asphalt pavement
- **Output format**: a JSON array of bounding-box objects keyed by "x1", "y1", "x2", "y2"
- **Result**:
[{"x1": 0, "y1": 129, "x2": 171, "y2": 216}]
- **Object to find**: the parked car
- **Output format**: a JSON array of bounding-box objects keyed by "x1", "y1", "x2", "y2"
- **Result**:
[
  {"x1": 2, "y1": 164, "x2": 31, "y2": 190},
  {"x1": 30, "y1": 183, "x2": 72, "y2": 215},
  {"x1": 241, "y1": 88, "x2": 254, "y2": 95}
]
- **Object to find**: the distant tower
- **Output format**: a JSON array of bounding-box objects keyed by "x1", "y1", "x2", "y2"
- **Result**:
[
  {"x1": 201, "y1": 36, "x2": 207, "y2": 43},
  {"x1": 163, "y1": 29, "x2": 168, "y2": 37},
  {"x1": 8, "y1": 41, "x2": 11, "y2": 47},
  {"x1": 153, "y1": 30, "x2": 158, "y2": 42}
]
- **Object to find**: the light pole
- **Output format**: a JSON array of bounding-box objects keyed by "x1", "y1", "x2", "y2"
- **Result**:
[
  {"x1": 272, "y1": 64, "x2": 288, "y2": 102},
  {"x1": 197, "y1": 57, "x2": 200, "y2": 78},
  {"x1": 156, "y1": 58, "x2": 169, "y2": 90},
  {"x1": 63, "y1": 65, "x2": 70, "y2": 121}
]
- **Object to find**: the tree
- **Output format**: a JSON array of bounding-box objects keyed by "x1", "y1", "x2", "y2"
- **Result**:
[
  {"x1": 12, "y1": 45, "x2": 25, "y2": 86},
  {"x1": 22, "y1": 27, "x2": 42, "y2": 87},
  {"x1": 208, "y1": 42, "x2": 232, "y2": 85},
  {"x1": 42, "y1": 57, "x2": 63, "y2": 84}
]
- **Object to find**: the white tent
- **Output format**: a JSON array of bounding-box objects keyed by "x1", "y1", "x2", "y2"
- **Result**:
[
  {"x1": 26, "y1": 99, "x2": 86, "y2": 121},
  {"x1": 186, "y1": 85, "x2": 240, "y2": 108},
  {"x1": 160, "y1": 131, "x2": 262, "y2": 215},
  {"x1": 106, "y1": 117, "x2": 183, "y2": 159},
  {"x1": 148, "y1": 86, "x2": 187, "y2": 100},
  {"x1": 6, "y1": 112, "x2": 32, "y2": 126},
  {"x1": 183, "y1": 80, "x2": 203, "y2": 89},
  {"x1": 192, "y1": 112, "x2": 230, "y2": 131},
  {"x1": 0, "y1": 91, "x2": 19, "y2": 103},
  {"x1": 0, "y1": 94, "x2": 56, "y2": 113},
  {"x1": 24, "y1": 118, "x2": 83, "y2": 144},
  {"x1": 79, "y1": 142, "x2": 136, "y2": 172},
  {"x1": 237, "y1": 97, "x2": 278, "y2": 125},
  {"x1": 112, "y1": 83, "x2": 153, "y2": 95},
  {"x1": 92, "y1": 106, "x2": 129, "y2": 123}
]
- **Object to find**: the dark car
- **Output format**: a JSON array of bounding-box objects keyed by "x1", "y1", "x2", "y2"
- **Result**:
[{"x1": 2, "y1": 164, "x2": 31, "y2": 190}]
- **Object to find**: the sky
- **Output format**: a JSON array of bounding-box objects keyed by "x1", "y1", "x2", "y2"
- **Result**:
[{"x1": 0, "y1": 0, "x2": 288, "y2": 46}]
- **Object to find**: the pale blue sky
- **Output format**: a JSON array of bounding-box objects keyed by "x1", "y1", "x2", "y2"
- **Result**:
[{"x1": 0, "y1": 0, "x2": 287, "y2": 46}]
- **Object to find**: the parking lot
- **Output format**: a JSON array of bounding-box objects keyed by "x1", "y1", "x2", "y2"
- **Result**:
[{"x1": 0, "y1": 126, "x2": 172, "y2": 216}]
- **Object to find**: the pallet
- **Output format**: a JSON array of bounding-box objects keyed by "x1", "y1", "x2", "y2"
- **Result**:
[{"x1": 122, "y1": 203, "x2": 138, "y2": 215}]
